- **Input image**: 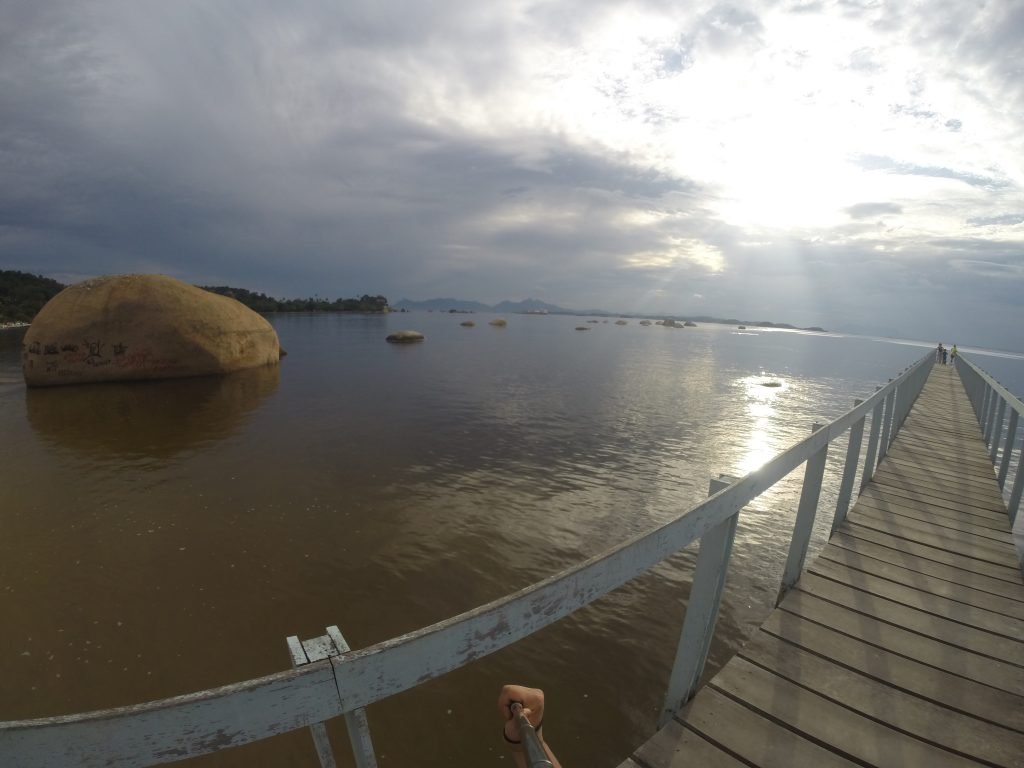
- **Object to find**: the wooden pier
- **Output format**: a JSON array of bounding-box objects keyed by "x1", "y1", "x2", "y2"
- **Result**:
[{"x1": 621, "y1": 364, "x2": 1024, "y2": 768}]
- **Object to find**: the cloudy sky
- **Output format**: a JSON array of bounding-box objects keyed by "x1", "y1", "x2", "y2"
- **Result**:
[{"x1": 2, "y1": 0, "x2": 1022, "y2": 348}]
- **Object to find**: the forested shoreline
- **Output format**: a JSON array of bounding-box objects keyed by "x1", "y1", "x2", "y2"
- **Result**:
[{"x1": 0, "y1": 271, "x2": 390, "y2": 324}]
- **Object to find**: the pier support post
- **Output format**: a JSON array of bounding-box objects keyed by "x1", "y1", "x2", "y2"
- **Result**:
[
  {"x1": 659, "y1": 474, "x2": 739, "y2": 727},
  {"x1": 832, "y1": 399, "x2": 864, "y2": 537},
  {"x1": 861, "y1": 389, "x2": 883, "y2": 486},
  {"x1": 778, "y1": 423, "x2": 827, "y2": 605},
  {"x1": 286, "y1": 626, "x2": 378, "y2": 768},
  {"x1": 998, "y1": 410, "x2": 1018, "y2": 489}
]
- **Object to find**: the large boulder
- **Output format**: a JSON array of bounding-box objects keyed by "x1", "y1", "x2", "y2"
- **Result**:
[
  {"x1": 386, "y1": 330, "x2": 425, "y2": 343},
  {"x1": 22, "y1": 274, "x2": 281, "y2": 387}
]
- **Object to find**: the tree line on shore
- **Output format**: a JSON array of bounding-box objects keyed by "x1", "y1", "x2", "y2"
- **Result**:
[{"x1": 0, "y1": 270, "x2": 390, "y2": 324}]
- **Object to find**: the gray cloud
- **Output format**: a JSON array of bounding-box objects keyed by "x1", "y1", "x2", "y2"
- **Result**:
[
  {"x1": 857, "y1": 155, "x2": 1009, "y2": 190},
  {"x1": 966, "y1": 213, "x2": 1024, "y2": 227},
  {"x1": 845, "y1": 202, "x2": 902, "y2": 219},
  {"x1": 1, "y1": 0, "x2": 1022, "y2": 352}
]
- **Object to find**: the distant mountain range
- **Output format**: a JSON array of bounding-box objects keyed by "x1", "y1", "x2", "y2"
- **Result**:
[
  {"x1": 393, "y1": 297, "x2": 577, "y2": 314},
  {"x1": 392, "y1": 297, "x2": 825, "y2": 331}
]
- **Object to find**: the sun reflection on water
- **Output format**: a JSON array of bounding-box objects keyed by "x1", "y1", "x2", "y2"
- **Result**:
[{"x1": 735, "y1": 375, "x2": 789, "y2": 476}]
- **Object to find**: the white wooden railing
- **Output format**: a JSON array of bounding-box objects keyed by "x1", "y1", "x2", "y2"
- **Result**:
[
  {"x1": 956, "y1": 355, "x2": 1024, "y2": 525},
  {"x1": 0, "y1": 352, "x2": 936, "y2": 767}
]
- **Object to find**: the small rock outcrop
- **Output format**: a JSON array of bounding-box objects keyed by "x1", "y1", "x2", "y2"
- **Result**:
[
  {"x1": 460, "y1": 320, "x2": 475, "y2": 327},
  {"x1": 575, "y1": 326, "x2": 590, "y2": 331},
  {"x1": 639, "y1": 320, "x2": 652, "y2": 326},
  {"x1": 22, "y1": 274, "x2": 280, "y2": 387},
  {"x1": 386, "y1": 330, "x2": 425, "y2": 343},
  {"x1": 615, "y1": 320, "x2": 628, "y2": 325},
  {"x1": 684, "y1": 321, "x2": 697, "y2": 327},
  {"x1": 489, "y1": 318, "x2": 508, "y2": 327}
]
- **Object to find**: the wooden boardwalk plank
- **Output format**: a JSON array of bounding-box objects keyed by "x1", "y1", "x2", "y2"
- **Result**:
[
  {"x1": 760, "y1": 605, "x2": 1024, "y2": 732},
  {"x1": 658, "y1": 688, "x2": 859, "y2": 768},
  {"x1": 795, "y1": 571, "x2": 1024, "y2": 667},
  {"x1": 807, "y1": 557, "x2": 1024, "y2": 638},
  {"x1": 629, "y1": 715, "x2": 751, "y2": 768},
  {"x1": 857, "y1": 488, "x2": 1010, "y2": 530},
  {"x1": 844, "y1": 516, "x2": 1020, "y2": 569},
  {"x1": 626, "y1": 365, "x2": 1024, "y2": 768},
  {"x1": 857, "y1": 481, "x2": 1010, "y2": 520},
  {"x1": 852, "y1": 498, "x2": 1016, "y2": 545},
  {"x1": 776, "y1": 589, "x2": 1024, "y2": 695},
  {"x1": 827, "y1": 532, "x2": 1024, "y2": 602},
  {"x1": 837, "y1": 524, "x2": 1023, "y2": 583},
  {"x1": 710, "y1": 657, "x2": 985, "y2": 767},
  {"x1": 816, "y1": 546, "x2": 1024, "y2": 619},
  {"x1": 738, "y1": 630, "x2": 1024, "y2": 766}
]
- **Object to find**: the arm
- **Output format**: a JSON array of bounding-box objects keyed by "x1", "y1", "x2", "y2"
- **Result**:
[{"x1": 497, "y1": 684, "x2": 563, "y2": 768}]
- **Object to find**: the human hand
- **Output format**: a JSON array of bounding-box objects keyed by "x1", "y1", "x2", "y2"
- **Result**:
[{"x1": 498, "y1": 684, "x2": 545, "y2": 743}]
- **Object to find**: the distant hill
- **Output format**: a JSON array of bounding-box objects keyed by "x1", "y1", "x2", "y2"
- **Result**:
[
  {"x1": 394, "y1": 297, "x2": 571, "y2": 313},
  {"x1": 393, "y1": 298, "x2": 493, "y2": 312},
  {"x1": 0, "y1": 270, "x2": 66, "y2": 324}
]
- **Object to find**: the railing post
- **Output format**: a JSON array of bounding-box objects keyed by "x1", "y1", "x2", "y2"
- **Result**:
[
  {"x1": 983, "y1": 388, "x2": 997, "y2": 443},
  {"x1": 659, "y1": 474, "x2": 739, "y2": 727},
  {"x1": 990, "y1": 398, "x2": 1007, "y2": 462},
  {"x1": 778, "y1": 423, "x2": 827, "y2": 605},
  {"x1": 288, "y1": 626, "x2": 378, "y2": 768},
  {"x1": 998, "y1": 410, "x2": 1019, "y2": 489},
  {"x1": 832, "y1": 399, "x2": 864, "y2": 536},
  {"x1": 877, "y1": 385, "x2": 896, "y2": 462},
  {"x1": 894, "y1": 382, "x2": 909, "y2": 437},
  {"x1": 1009, "y1": 457, "x2": 1023, "y2": 527},
  {"x1": 861, "y1": 388, "x2": 883, "y2": 487}
]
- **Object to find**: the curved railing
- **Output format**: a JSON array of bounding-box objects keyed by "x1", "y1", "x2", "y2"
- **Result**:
[
  {"x1": 1, "y1": 353, "x2": 936, "y2": 767},
  {"x1": 955, "y1": 354, "x2": 1024, "y2": 525}
]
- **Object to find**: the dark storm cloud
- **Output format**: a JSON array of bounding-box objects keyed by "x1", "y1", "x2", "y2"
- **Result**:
[{"x1": 1, "y1": 0, "x2": 729, "y2": 304}]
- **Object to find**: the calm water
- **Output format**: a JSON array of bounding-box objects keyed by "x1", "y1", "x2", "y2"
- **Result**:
[{"x1": 1, "y1": 315, "x2": 1022, "y2": 767}]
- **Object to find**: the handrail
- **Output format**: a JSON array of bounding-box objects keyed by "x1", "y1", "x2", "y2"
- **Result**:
[
  {"x1": 955, "y1": 354, "x2": 1024, "y2": 523},
  {"x1": 0, "y1": 352, "x2": 936, "y2": 767}
]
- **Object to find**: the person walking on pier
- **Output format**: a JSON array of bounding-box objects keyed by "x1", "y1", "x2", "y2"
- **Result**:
[
  {"x1": 942, "y1": 346, "x2": 948, "y2": 365},
  {"x1": 951, "y1": 344, "x2": 958, "y2": 365},
  {"x1": 499, "y1": 684, "x2": 562, "y2": 767},
  {"x1": 936, "y1": 343, "x2": 944, "y2": 363}
]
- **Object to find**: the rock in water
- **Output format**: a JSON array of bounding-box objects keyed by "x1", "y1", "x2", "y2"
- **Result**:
[
  {"x1": 489, "y1": 318, "x2": 507, "y2": 327},
  {"x1": 386, "y1": 330, "x2": 425, "y2": 343},
  {"x1": 460, "y1": 320, "x2": 475, "y2": 327},
  {"x1": 22, "y1": 274, "x2": 281, "y2": 387}
]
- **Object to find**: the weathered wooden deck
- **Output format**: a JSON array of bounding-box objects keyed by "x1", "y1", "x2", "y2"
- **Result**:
[{"x1": 621, "y1": 363, "x2": 1024, "y2": 768}]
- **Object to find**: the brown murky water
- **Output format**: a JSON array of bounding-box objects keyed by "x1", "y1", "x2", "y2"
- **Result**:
[{"x1": 0, "y1": 317, "x2": 944, "y2": 765}]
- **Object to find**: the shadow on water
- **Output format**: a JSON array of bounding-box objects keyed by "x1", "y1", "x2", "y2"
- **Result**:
[{"x1": 24, "y1": 364, "x2": 280, "y2": 459}]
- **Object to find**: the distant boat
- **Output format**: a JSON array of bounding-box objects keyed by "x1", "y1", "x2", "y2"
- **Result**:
[{"x1": 738, "y1": 325, "x2": 746, "y2": 330}]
